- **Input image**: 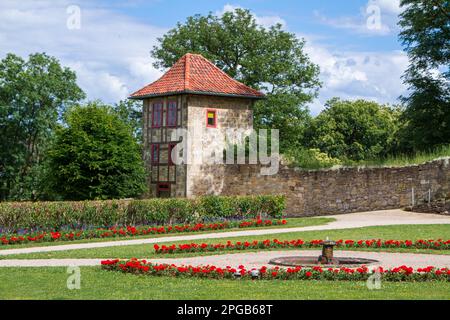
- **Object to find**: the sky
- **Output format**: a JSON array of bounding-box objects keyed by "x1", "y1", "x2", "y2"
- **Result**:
[{"x1": 0, "y1": 0, "x2": 409, "y2": 115}]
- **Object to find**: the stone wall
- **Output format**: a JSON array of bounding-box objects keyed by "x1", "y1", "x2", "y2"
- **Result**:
[
  {"x1": 185, "y1": 94, "x2": 255, "y2": 197},
  {"x1": 189, "y1": 158, "x2": 450, "y2": 216}
]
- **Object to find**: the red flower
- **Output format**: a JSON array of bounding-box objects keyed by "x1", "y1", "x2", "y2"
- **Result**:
[{"x1": 50, "y1": 232, "x2": 61, "y2": 240}]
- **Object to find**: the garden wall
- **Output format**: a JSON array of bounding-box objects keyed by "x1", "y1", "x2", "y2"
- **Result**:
[{"x1": 190, "y1": 158, "x2": 450, "y2": 216}]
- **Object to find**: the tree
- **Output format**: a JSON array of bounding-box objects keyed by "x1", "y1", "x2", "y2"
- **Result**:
[
  {"x1": 253, "y1": 93, "x2": 311, "y2": 151},
  {"x1": 305, "y1": 99, "x2": 399, "y2": 161},
  {"x1": 112, "y1": 99, "x2": 143, "y2": 143},
  {"x1": 151, "y1": 8, "x2": 321, "y2": 151},
  {"x1": 47, "y1": 102, "x2": 147, "y2": 200},
  {"x1": 398, "y1": 0, "x2": 450, "y2": 150},
  {"x1": 0, "y1": 53, "x2": 85, "y2": 200}
]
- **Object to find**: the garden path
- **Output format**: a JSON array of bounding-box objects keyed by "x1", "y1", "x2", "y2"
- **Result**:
[{"x1": 0, "y1": 209, "x2": 449, "y2": 257}]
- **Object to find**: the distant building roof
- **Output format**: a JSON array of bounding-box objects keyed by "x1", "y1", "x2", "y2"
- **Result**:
[{"x1": 129, "y1": 53, "x2": 264, "y2": 99}]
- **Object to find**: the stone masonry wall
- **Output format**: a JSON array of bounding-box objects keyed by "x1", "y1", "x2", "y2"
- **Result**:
[
  {"x1": 185, "y1": 94, "x2": 255, "y2": 197},
  {"x1": 189, "y1": 158, "x2": 450, "y2": 216}
]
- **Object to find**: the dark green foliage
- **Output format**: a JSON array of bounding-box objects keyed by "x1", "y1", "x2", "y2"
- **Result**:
[
  {"x1": 398, "y1": 0, "x2": 450, "y2": 150},
  {"x1": 112, "y1": 99, "x2": 143, "y2": 144},
  {"x1": 0, "y1": 195, "x2": 285, "y2": 232},
  {"x1": 151, "y1": 8, "x2": 320, "y2": 152},
  {"x1": 254, "y1": 93, "x2": 312, "y2": 151},
  {"x1": 46, "y1": 102, "x2": 147, "y2": 200},
  {"x1": 0, "y1": 53, "x2": 85, "y2": 200},
  {"x1": 305, "y1": 98, "x2": 399, "y2": 161}
]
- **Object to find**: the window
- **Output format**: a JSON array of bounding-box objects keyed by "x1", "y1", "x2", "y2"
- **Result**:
[
  {"x1": 167, "y1": 101, "x2": 177, "y2": 127},
  {"x1": 151, "y1": 144, "x2": 159, "y2": 164},
  {"x1": 168, "y1": 143, "x2": 176, "y2": 165},
  {"x1": 157, "y1": 183, "x2": 170, "y2": 198},
  {"x1": 206, "y1": 109, "x2": 217, "y2": 128},
  {"x1": 152, "y1": 103, "x2": 163, "y2": 127}
]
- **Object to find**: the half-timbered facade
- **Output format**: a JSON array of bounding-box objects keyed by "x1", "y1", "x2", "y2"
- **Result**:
[{"x1": 130, "y1": 53, "x2": 264, "y2": 198}]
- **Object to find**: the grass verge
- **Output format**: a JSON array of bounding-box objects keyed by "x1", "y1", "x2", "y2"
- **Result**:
[
  {"x1": 4, "y1": 224, "x2": 449, "y2": 260},
  {"x1": 0, "y1": 266, "x2": 449, "y2": 300}
]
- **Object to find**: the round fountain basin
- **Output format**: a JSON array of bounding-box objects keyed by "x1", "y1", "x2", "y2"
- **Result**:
[{"x1": 269, "y1": 256, "x2": 379, "y2": 268}]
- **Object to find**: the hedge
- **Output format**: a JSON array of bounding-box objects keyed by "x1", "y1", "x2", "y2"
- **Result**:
[{"x1": 0, "y1": 195, "x2": 285, "y2": 233}]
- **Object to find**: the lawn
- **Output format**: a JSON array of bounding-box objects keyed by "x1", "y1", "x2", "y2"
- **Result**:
[
  {"x1": 0, "y1": 217, "x2": 334, "y2": 250},
  {"x1": 4, "y1": 224, "x2": 450, "y2": 260},
  {"x1": 0, "y1": 266, "x2": 449, "y2": 300}
]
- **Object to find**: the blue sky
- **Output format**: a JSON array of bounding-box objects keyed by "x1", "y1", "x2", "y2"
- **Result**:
[{"x1": 0, "y1": 0, "x2": 408, "y2": 114}]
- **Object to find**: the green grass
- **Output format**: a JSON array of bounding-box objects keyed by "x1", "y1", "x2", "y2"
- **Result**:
[
  {"x1": 5, "y1": 224, "x2": 450, "y2": 260},
  {"x1": 0, "y1": 217, "x2": 334, "y2": 250},
  {"x1": 0, "y1": 267, "x2": 449, "y2": 300},
  {"x1": 343, "y1": 145, "x2": 450, "y2": 167},
  {"x1": 287, "y1": 145, "x2": 450, "y2": 170}
]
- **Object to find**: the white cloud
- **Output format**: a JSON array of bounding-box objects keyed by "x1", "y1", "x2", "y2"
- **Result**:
[
  {"x1": 314, "y1": 0, "x2": 402, "y2": 36},
  {"x1": 0, "y1": 0, "x2": 166, "y2": 103},
  {"x1": 0, "y1": 0, "x2": 408, "y2": 116},
  {"x1": 370, "y1": 0, "x2": 402, "y2": 15},
  {"x1": 304, "y1": 39, "x2": 409, "y2": 114}
]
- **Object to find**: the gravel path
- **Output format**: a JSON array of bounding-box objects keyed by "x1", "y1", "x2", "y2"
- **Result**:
[
  {"x1": 1, "y1": 250, "x2": 449, "y2": 269},
  {"x1": 1, "y1": 209, "x2": 449, "y2": 257}
]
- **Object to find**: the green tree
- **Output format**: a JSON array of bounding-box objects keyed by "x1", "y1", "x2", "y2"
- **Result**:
[
  {"x1": 47, "y1": 102, "x2": 147, "y2": 200},
  {"x1": 151, "y1": 8, "x2": 321, "y2": 151},
  {"x1": 112, "y1": 99, "x2": 143, "y2": 143},
  {"x1": 398, "y1": 0, "x2": 450, "y2": 150},
  {"x1": 305, "y1": 99, "x2": 399, "y2": 161},
  {"x1": 0, "y1": 53, "x2": 85, "y2": 200}
]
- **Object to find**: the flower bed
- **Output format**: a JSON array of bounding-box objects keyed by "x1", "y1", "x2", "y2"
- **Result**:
[
  {"x1": 0, "y1": 219, "x2": 287, "y2": 246},
  {"x1": 153, "y1": 238, "x2": 450, "y2": 254},
  {"x1": 101, "y1": 259, "x2": 450, "y2": 282},
  {"x1": 0, "y1": 195, "x2": 285, "y2": 233}
]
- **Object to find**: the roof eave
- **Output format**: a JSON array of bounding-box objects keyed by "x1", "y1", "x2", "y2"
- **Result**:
[{"x1": 129, "y1": 90, "x2": 266, "y2": 100}]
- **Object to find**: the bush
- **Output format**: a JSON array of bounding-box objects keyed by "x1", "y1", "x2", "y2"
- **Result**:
[
  {"x1": 284, "y1": 148, "x2": 341, "y2": 169},
  {"x1": 304, "y1": 98, "x2": 399, "y2": 161},
  {"x1": 0, "y1": 195, "x2": 285, "y2": 233},
  {"x1": 46, "y1": 102, "x2": 147, "y2": 200}
]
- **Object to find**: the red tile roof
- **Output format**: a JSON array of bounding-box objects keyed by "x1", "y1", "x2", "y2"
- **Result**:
[{"x1": 130, "y1": 53, "x2": 264, "y2": 99}]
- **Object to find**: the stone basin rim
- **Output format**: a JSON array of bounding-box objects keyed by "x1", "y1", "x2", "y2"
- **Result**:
[{"x1": 269, "y1": 256, "x2": 380, "y2": 268}]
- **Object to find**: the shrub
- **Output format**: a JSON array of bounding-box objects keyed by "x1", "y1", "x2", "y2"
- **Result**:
[
  {"x1": 0, "y1": 195, "x2": 285, "y2": 233},
  {"x1": 304, "y1": 98, "x2": 399, "y2": 161},
  {"x1": 46, "y1": 102, "x2": 147, "y2": 200},
  {"x1": 284, "y1": 148, "x2": 341, "y2": 169}
]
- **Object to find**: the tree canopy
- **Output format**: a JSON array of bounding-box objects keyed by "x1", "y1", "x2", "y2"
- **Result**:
[
  {"x1": 151, "y1": 8, "x2": 321, "y2": 151},
  {"x1": 47, "y1": 102, "x2": 147, "y2": 200},
  {"x1": 0, "y1": 53, "x2": 85, "y2": 200},
  {"x1": 398, "y1": 0, "x2": 450, "y2": 150},
  {"x1": 305, "y1": 99, "x2": 399, "y2": 161}
]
